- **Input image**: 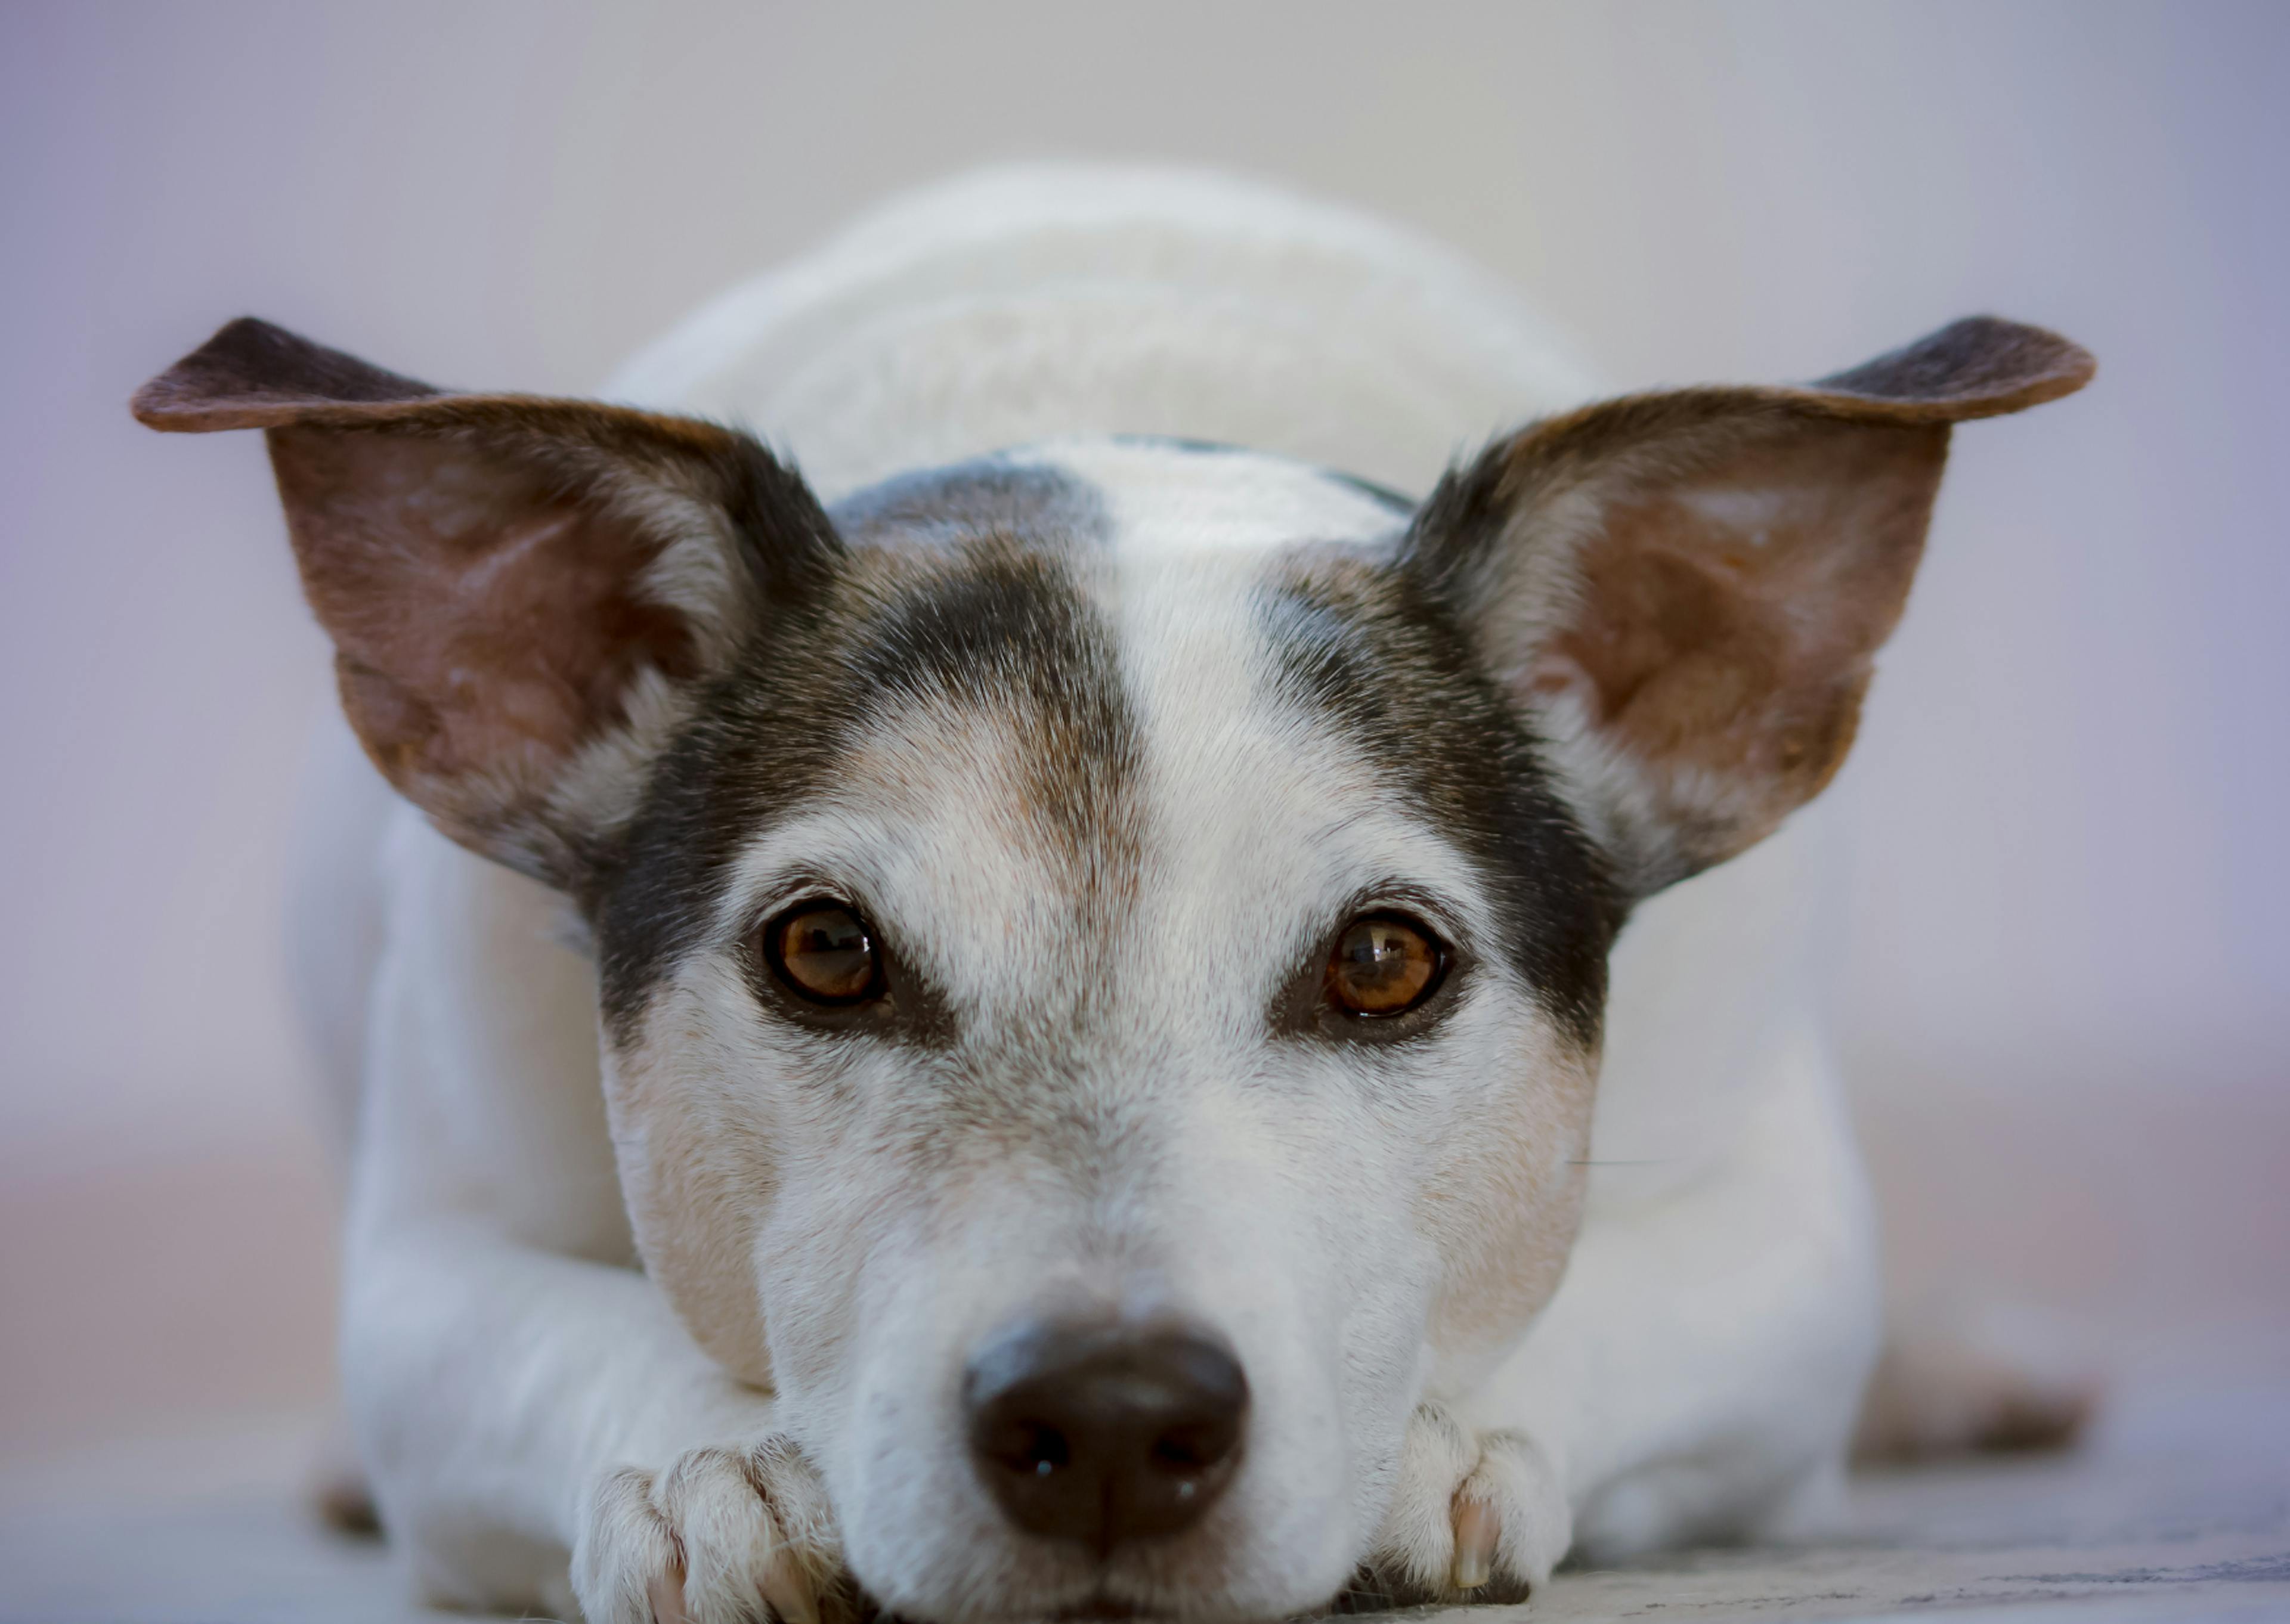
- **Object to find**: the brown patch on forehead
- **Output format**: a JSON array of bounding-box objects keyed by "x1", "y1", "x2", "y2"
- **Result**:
[
  {"x1": 1256, "y1": 548, "x2": 1619, "y2": 1049},
  {"x1": 837, "y1": 535, "x2": 1143, "y2": 898},
  {"x1": 598, "y1": 524, "x2": 1143, "y2": 1037}
]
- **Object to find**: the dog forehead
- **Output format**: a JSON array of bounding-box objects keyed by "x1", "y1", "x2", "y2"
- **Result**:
[
  {"x1": 603, "y1": 439, "x2": 1609, "y2": 1048},
  {"x1": 1010, "y1": 438, "x2": 1413, "y2": 556},
  {"x1": 714, "y1": 477, "x2": 1464, "y2": 1021},
  {"x1": 804, "y1": 440, "x2": 1426, "y2": 904}
]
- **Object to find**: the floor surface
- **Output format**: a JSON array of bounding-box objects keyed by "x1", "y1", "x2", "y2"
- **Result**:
[{"x1": 2, "y1": 1378, "x2": 2283, "y2": 1624}]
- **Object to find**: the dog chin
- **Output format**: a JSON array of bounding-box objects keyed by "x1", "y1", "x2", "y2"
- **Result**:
[
  {"x1": 965, "y1": 1585, "x2": 1334, "y2": 1624},
  {"x1": 868, "y1": 1537, "x2": 1354, "y2": 1624},
  {"x1": 1041, "y1": 1592, "x2": 1264, "y2": 1623}
]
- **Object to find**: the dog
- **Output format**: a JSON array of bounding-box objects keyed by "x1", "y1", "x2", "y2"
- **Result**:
[{"x1": 134, "y1": 168, "x2": 2091, "y2": 1623}]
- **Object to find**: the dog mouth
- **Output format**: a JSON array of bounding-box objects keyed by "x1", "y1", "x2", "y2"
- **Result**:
[
  {"x1": 861, "y1": 1579, "x2": 1192, "y2": 1624},
  {"x1": 1042, "y1": 1572, "x2": 1391, "y2": 1623},
  {"x1": 1042, "y1": 1575, "x2": 1242, "y2": 1622}
]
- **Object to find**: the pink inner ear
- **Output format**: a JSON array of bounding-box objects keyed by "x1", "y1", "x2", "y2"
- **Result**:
[
  {"x1": 273, "y1": 426, "x2": 698, "y2": 805},
  {"x1": 1548, "y1": 422, "x2": 1945, "y2": 835}
]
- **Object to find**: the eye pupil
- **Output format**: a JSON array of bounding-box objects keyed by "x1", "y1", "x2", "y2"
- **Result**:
[
  {"x1": 768, "y1": 903, "x2": 882, "y2": 1005},
  {"x1": 1327, "y1": 914, "x2": 1441, "y2": 1018}
]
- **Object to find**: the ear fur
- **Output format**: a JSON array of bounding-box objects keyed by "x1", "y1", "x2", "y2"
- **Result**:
[
  {"x1": 135, "y1": 318, "x2": 840, "y2": 889},
  {"x1": 1406, "y1": 317, "x2": 2094, "y2": 896}
]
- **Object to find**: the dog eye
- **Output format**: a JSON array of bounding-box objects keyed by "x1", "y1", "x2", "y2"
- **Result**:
[
  {"x1": 763, "y1": 901, "x2": 884, "y2": 1006},
  {"x1": 1325, "y1": 913, "x2": 1444, "y2": 1018}
]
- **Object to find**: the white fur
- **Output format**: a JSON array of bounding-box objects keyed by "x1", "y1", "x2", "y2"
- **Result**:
[{"x1": 310, "y1": 165, "x2": 1878, "y2": 1616}]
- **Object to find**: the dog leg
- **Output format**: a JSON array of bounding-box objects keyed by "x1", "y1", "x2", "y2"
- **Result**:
[
  {"x1": 344, "y1": 1222, "x2": 844, "y2": 1622},
  {"x1": 1469, "y1": 1024, "x2": 1882, "y2": 1562},
  {"x1": 324, "y1": 813, "x2": 857, "y2": 1618}
]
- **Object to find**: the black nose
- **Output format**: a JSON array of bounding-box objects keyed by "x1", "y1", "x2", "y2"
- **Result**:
[{"x1": 965, "y1": 1318, "x2": 1249, "y2": 1552}]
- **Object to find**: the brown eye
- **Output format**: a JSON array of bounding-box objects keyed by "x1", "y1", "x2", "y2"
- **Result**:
[
  {"x1": 1326, "y1": 913, "x2": 1443, "y2": 1018},
  {"x1": 764, "y1": 901, "x2": 883, "y2": 1006}
]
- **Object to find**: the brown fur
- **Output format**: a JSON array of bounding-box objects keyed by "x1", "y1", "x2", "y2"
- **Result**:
[
  {"x1": 1853, "y1": 1328, "x2": 2100, "y2": 1462},
  {"x1": 132, "y1": 318, "x2": 838, "y2": 884},
  {"x1": 1407, "y1": 316, "x2": 2094, "y2": 891},
  {"x1": 271, "y1": 425, "x2": 703, "y2": 802},
  {"x1": 1539, "y1": 419, "x2": 1946, "y2": 863}
]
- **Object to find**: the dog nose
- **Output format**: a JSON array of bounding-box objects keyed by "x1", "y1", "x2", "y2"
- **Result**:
[{"x1": 964, "y1": 1318, "x2": 1249, "y2": 1552}]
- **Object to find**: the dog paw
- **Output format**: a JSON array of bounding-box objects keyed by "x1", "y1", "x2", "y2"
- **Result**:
[
  {"x1": 1361, "y1": 1405, "x2": 1571, "y2": 1606},
  {"x1": 572, "y1": 1438, "x2": 843, "y2": 1624}
]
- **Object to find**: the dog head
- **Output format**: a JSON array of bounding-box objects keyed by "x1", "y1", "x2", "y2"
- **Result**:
[{"x1": 137, "y1": 314, "x2": 2088, "y2": 1619}]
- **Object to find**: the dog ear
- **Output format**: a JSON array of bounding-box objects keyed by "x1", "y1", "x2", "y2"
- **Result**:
[
  {"x1": 1406, "y1": 317, "x2": 2093, "y2": 897},
  {"x1": 135, "y1": 318, "x2": 840, "y2": 889}
]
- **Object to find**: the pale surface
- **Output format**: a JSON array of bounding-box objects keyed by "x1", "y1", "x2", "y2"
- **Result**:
[{"x1": 3, "y1": 1375, "x2": 2283, "y2": 1624}]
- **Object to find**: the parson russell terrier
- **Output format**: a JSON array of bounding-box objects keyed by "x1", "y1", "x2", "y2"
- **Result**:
[{"x1": 134, "y1": 169, "x2": 2092, "y2": 1623}]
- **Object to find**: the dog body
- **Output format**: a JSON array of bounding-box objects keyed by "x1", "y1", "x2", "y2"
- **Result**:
[{"x1": 146, "y1": 168, "x2": 2090, "y2": 1621}]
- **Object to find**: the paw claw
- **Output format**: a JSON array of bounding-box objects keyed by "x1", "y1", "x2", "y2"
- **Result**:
[
  {"x1": 759, "y1": 1555, "x2": 818, "y2": 1624},
  {"x1": 1450, "y1": 1497, "x2": 1497, "y2": 1591},
  {"x1": 648, "y1": 1564, "x2": 689, "y2": 1624}
]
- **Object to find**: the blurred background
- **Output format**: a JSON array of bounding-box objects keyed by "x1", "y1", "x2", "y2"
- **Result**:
[{"x1": 2, "y1": 0, "x2": 2283, "y2": 1500}]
